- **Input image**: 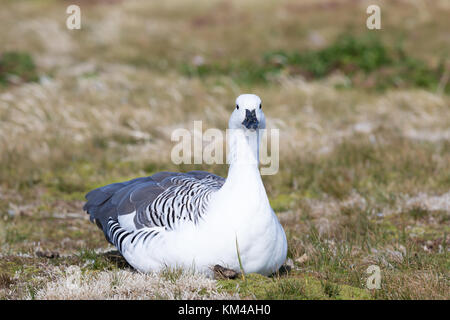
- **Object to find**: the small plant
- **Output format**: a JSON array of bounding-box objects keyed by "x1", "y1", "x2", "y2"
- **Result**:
[
  {"x1": 321, "y1": 280, "x2": 341, "y2": 298},
  {"x1": 408, "y1": 206, "x2": 429, "y2": 221},
  {"x1": 0, "y1": 51, "x2": 39, "y2": 86},
  {"x1": 160, "y1": 266, "x2": 184, "y2": 283},
  {"x1": 264, "y1": 279, "x2": 306, "y2": 299},
  {"x1": 27, "y1": 284, "x2": 37, "y2": 300}
]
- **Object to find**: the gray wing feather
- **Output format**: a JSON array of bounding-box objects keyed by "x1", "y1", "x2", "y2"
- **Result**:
[{"x1": 83, "y1": 171, "x2": 225, "y2": 242}]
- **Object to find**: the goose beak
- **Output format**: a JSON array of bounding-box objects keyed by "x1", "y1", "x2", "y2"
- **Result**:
[{"x1": 242, "y1": 109, "x2": 259, "y2": 130}]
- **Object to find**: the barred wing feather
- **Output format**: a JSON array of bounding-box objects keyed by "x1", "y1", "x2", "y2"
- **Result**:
[{"x1": 83, "y1": 171, "x2": 225, "y2": 243}]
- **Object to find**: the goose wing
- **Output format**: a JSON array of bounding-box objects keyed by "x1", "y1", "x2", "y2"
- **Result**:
[{"x1": 83, "y1": 171, "x2": 225, "y2": 242}]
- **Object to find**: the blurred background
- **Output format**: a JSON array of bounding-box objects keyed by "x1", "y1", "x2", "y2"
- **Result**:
[{"x1": 0, "y1": 0, "x2": 449, "y2": 299}]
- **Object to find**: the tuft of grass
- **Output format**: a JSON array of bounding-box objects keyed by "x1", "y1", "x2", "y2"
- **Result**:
[
  {"x1": 160, "y1": 266, "x2": 185, "y2": 283},
  {"x1": 0, "y1": 51, "x2": 39, "y2": 86},
  {"x1": 264, "y1": 278, "x2": 307, "y2": 300},
  {"x1": 321, "y1": 280, "x2": 341, "y2": 298},
  {"x1": 408, "y1": 206, "x2": 429, "y2": 221}
]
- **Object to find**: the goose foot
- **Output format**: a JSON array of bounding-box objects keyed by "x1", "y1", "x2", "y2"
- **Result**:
[{"x1": 213, "y1": 264, "x2": 239, "y2": 279}]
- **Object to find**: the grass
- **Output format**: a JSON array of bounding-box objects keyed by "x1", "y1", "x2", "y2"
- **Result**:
[
  {"x1": 0, "y1": 0, "x2": 449, "y2": 300},
  {"x1": 217, "y1": 272, "x2": 371, "y2": 300},
  {"x1": 262, "y1": 34, "x2": 448, "y2": 92},
  {"x1": 0, "y1": 51, "x2": 39, "y2": 86},
  {"x1": 182, "y1": 32, "x2": 449, "y2": 93}
]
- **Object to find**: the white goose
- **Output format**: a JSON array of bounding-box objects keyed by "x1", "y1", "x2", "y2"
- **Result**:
[{"x1": 84, "y1": 94, "x2": 287, "y2": 276}]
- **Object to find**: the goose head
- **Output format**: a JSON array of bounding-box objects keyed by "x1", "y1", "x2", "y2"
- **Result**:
[{"x1": 228, "y1": 94, "x2": 266, "y2": 131}]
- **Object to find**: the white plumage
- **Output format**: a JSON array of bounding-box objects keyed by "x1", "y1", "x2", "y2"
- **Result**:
[{"x1": 84, "y1": 94, "x2": 287, "y2": 276}]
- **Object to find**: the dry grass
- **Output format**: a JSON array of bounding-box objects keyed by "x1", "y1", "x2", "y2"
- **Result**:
[
  {"x1": 33, "y1": 266, "x2": 239, "y2": 300},
  {"x1": 0, "y1": 0, "x2": 449, "y2": 299}
]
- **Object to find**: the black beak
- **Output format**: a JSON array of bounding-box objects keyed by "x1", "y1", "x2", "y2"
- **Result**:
[{"x1": 242, "y1": 109, "x2": 259, "y2": 130}]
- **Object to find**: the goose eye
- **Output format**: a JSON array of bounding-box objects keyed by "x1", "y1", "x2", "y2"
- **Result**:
[
  {"x1": 259, "y1": 103, "x2": 262, "y2": 109},
  {"x1": 236, "y1": 105, "x2": 239, "y2": 110}
]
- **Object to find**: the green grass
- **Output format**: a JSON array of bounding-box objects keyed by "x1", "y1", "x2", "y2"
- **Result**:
[
  {"x1": 217, "y1": 272, "x2": 371, "y2": 300},
  {"x1": 0, "y1": 51, "x2": 39, "y2": 86},
  {"x1": 181, "y1": 33, "x2": 449, "y2": 92},
  {"x1": 264, "y1": 34, "x2": 392, "y2": 77}
]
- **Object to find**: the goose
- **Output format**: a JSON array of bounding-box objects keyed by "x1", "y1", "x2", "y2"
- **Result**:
[{"x1": 83, "y1": 94, "x2": 287, "y2": 276}]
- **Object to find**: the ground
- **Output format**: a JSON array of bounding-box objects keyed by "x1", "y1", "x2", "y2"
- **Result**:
[{"x1": 0, "y1": 0, "x2": 449, "y2": 299}]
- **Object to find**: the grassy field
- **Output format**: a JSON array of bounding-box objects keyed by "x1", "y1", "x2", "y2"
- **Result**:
[{"x1": 0, "y1": 0, "x2": 449, "y2": 299}]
